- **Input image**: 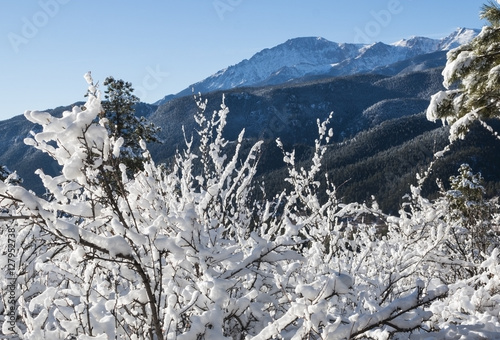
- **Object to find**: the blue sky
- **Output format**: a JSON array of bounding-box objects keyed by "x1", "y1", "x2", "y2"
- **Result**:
[{"x1": 0, "y1": 0, "x2": 488, "y2": 121}]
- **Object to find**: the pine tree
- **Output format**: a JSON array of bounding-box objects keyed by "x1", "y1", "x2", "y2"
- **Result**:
[
  {"x1": 444, "y1": 164, "x2": 499, "y2": 264},
  {"x1": 101, "y1": 76, "x2": 161, "y2": 174},
  {"x1": 426, "y1": 1, "x2": 500, "y2": 140},
  {"x1": 446, "y1": 164, "x2": 489, "y2": 233}
]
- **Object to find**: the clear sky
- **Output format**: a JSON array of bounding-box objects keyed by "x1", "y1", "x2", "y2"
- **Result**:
[{"x1": 0, "y1": 0, "x2": 488, "y2": 121}]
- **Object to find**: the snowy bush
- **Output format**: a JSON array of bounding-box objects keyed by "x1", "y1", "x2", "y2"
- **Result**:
[{"x1": 0, "y1": 73, "x2": 499, "y2": 339}]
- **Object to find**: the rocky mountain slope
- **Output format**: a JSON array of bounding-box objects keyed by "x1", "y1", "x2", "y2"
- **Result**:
[{"x1": 156, "y1": 28, "x2": 479, "y2": 104}]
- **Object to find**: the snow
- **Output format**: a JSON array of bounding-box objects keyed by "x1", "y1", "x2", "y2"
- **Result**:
[
  {"x1": 449, "y1": 110, "x2": 479, "y2": 141},
  {"x1": 183, "y1": 29, "x2": 478, "y2": 96},
  {"x1": 442, "y1": 49, "x2": 475, "y2": 88},
  {"x1": 2, "y1": 71, "x2": 500, "y2": 339},
  {"x1": 295, "y1": 273, "x2": 352, "y2": 301},
  {"x1": 112, "y1": 137, "x2": 124, "y2": 157},
  {"x1": 426, "y1": 90, "x2": 451, "y2": 122},
  {"x1": 79, "y1": 229, "x2": 133, "y2": 257},
  {"x1": 439, "y1": 28, "x2": 481, "y2": 50},
  {"x1": 83, "y1": 71, "x2": 93, "y2": 84},
  {"x1": 487, "y1": 64, "x2": 500, "y2": 90},
  {"x1": 55, "y1": 219, "x2": 80, "y2": 241},
  {"x1": 391, "y1": 36, "x2": 439, "y2": 53}
]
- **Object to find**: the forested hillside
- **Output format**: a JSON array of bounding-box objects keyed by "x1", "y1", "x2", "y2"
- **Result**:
[{"x1": 1, "y1": 65, "x2": 499, "y2": 213}]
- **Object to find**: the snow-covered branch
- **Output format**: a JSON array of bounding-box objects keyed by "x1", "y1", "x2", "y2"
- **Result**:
[{"x1": 1, "y1": 73, "x2": 499, "y2": 339}]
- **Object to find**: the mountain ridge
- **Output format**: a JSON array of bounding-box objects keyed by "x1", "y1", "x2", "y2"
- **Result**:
[{"x1": 155, "y1": 27, "x2": 480, "y2": 105}]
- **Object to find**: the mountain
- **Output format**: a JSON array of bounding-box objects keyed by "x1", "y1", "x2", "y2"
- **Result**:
[
  {"x1": 149, "y1": 69, "x2": 444, "y2": 154},
  {"x1": 156, "y1": 28, "x2": 480, "y2": 105},
  {"x1": 438, "y1": 27, "x2": 481, "y2": 50},
  {"x1": 2, "y1": 27, "x2": 498, "y2": 213},
  {"x1": 1, "y1": 67, "x2": 445, "y2": 198}
]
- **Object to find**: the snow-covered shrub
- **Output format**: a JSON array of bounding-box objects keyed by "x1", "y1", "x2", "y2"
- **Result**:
[
  {"x1": 426, "y1": 248, "x2": 500, "y2": 339},
  {"x1": 0, "y1": 74, "x2": 499, "y2": 339}
]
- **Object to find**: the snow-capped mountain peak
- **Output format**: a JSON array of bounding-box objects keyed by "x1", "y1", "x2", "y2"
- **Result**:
[
  {"x1": 391, "y1": 36, "x2": 439, "y2": 53},
  {"x1": 438, "y1": 27, "x2": 481, "y2": 50},
  {"x1": 157, "y1": 28, "x2": 479, "y2": 104}
]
